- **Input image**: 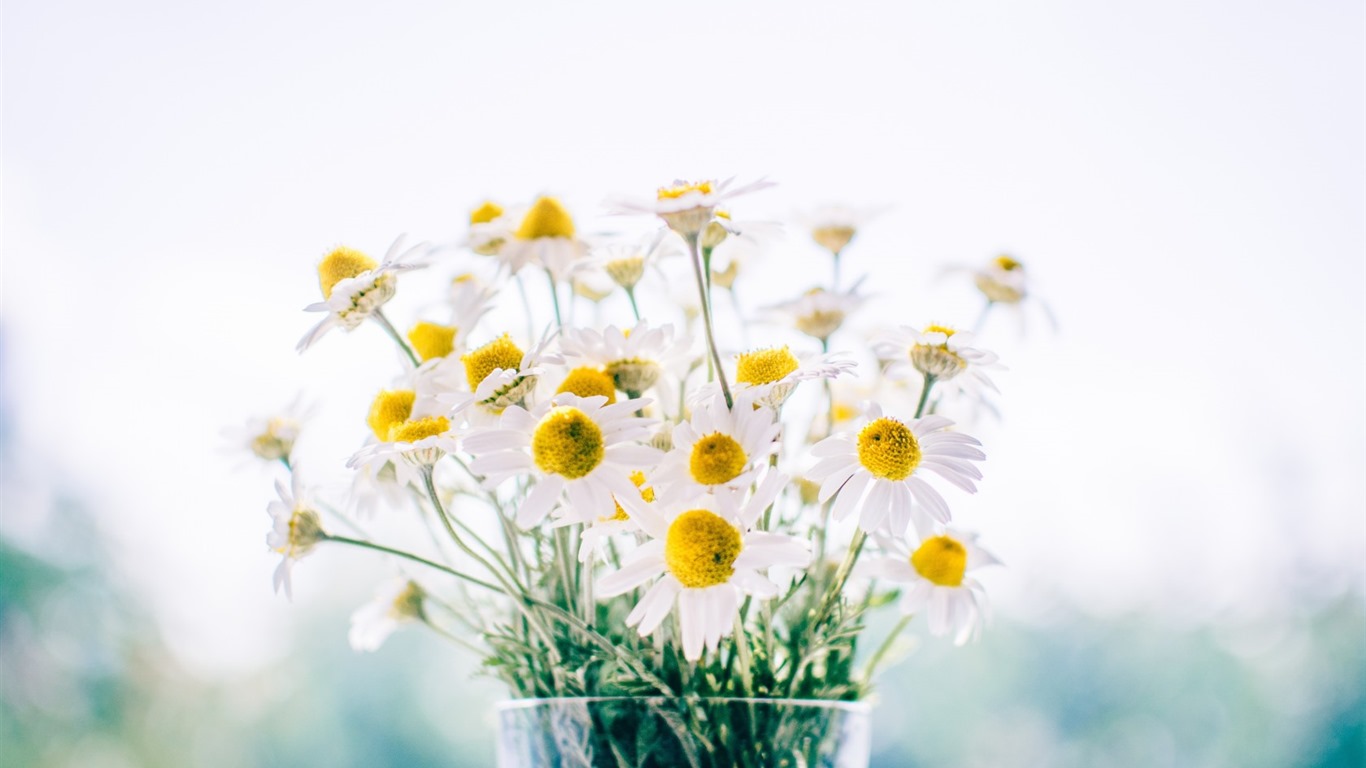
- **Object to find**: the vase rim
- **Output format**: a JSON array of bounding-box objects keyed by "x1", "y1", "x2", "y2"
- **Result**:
[{"x1": 496, "y1": 696, "x2": 871, "y2": 714}]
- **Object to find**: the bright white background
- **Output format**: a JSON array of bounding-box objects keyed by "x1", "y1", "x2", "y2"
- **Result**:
[{"x1": 3, "y1": 0, "x2": 1362, "y2": 682}]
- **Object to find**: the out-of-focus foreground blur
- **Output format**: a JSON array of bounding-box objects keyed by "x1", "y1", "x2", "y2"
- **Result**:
[{"x1": 2, "y1": 1, "x2": 1362, "y2": 766}]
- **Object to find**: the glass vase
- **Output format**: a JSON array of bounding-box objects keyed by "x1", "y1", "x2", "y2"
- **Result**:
[{"x1": 496, "y1": 696, "x2": 871, "y2": 768}]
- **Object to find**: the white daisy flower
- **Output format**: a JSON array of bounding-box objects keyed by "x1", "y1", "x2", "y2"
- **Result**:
[
  {"x1": 223, "y1": 397, "x2": 309, "y2": 465},
  {"x1": 348, "y1": 411, "x2": 464, "y2": 473},
  {"x1": 266, "y1": 472, "x2": 327, "y2": 599},
  {"x1": 455, "y1": 331, "x2": 559, "y2": 422},
  {"x1": 297, "y1": 235, "x2": 429, "y2": 353},
  {"x1": 558, "y1": 320, "x2": 693, "y2": 398},
  {"x1": 567, "y1": 469, "x2": 656, "y2": 564},
  {"x1": 806, "y1": 405, "x2": 985, "y2": 537},
  {"x1": 465, "y1": 200, "x2": 516, "y2": 257},
  {"x1": 496, "y1": 196, "x2": 589, "y2": 280},
  {"x1": 766, "y1": 281, "x2": 865, "y2": 343},
  {"x1": 608, "y1": 178, "x2": 775, "y2": 239},
  {"x1": 729, "y1": 345, "x2": 856, "y2": 408},
  {"x1": 597, "y1": 471, "x2": 811, "y2": 661},
  {"x1": 349, "y1": 579, "x2": 426, "y2": 652},
  {"x1": 576, "y1": 231, "x2": 681, "y2": 292},
  {"x1": 875, "y1": 324, "x2": 1002, "y2": 393},
  {"x1": 653, "y1": 391, "x2": 780, "y2": 497},
  {"x1": 972, "y1": 254, "x2": 1028, "y2": 305},
  {"x1": 862, "y1": 529, "x2": 999, "y2": 645},
  {"x1": 464, "y1": 393, "x2": 662, "y2": 529},
  {"x1": 798, "y1": 203, "x2": 888, "y2": 256}
]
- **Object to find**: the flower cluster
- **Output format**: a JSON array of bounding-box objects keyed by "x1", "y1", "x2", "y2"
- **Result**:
[{"x1": 241, "y1": 178, "x2": 1035, "y2": 704}]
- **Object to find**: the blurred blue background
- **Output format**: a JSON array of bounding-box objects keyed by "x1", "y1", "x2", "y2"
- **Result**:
[{"x1": 3, "y1": 1, "x2": 1362, "y2": 765}]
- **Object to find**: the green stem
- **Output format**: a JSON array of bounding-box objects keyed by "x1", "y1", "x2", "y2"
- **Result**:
[
  {"x1": 915, "y1": 374, "x2": 937, "y2": 419},
  {"x1": 862, "y1": 614, "x2": 913, "y2": 682},
  {"x1": 832, "y1": 250, "x2": 842, "y2": 291},
  {"x1": 811, "y1": 529, "x2": 867, "y2": 629},
  {"x1": 371, "y1": 309, "x2": 420, "y2": 368},
  {"x1": 323, "y1": 534, "x2": 500, "y2": 593},
  {"x1": 545, "y1": 268, "x2": 563, "y2": 327},
  {"x1": 685, "y1": 234, "x2": 733, "y2": 409},
  {"x1": 625, "y1": 286, "x2": 642, "y2": 322}
]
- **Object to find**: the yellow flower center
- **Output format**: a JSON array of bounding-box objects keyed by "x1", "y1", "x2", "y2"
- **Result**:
[
  {"x1": 407, "y1": 321, "x2": 457, "y2": 362},
  {"x1": 657, "y1": 180, "x2": 714, "y2": 200},
  {"x1": 665, "y1": 509, "x2": 742, "y2": 588},
  {"x1": 812, "y1": 225, "x2": 857, "y2": 254},
  {"x1": 532, "y1": 406, "x2": 605, "y2": 479},
  {"x1": 857, "y1": 417, "x2": 921, "y2": 481},
  {"x1": 515, "y1": 196, "x2": 575, "y2": 240},
  {"x1": 557, "y1": 366, "x2": 617, "y2": 404},
  {"x1": 911, "y1": 535, "x2": 968, "y2": 587},
  {"x1": 389, "y1": 416, "x2": 449, "y2": 443},
  {"x1": 470, "y1": 200, "x2": 504, "y2": 225},
  {"x1": 923, "y1": 324, "x2": 957, "y2": 339},
  {"x1": 994, "y1": 255, "x2": 1022, "y2": 271},
  {"x1": 367, "y1": 390, "x2": 416, "y2": 442},
  {"x1": 606, "y1": 470, "x2": 654, "y2": 522},
  {"x1": 735, "y1": 346, "x2": 800, "y2": 386},
  {"x1": 689, "y1": 433, "x2": 748, "y2": 486},
  {"x1": 462, "y1": 334, "x2": 525, "y2": 390},
  {"x1": 318, "y1": 246, "x2": 378, "y2": 299}
]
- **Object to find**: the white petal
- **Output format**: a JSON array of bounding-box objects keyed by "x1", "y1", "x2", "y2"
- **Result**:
[
  {"x1": 516, "y1": 476, "x2": 564, "y2": 528},
  {"x1": 598, "y1": 547, "x2": 666, "y2": 597}
]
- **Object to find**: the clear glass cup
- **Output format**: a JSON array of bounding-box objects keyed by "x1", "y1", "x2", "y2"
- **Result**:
[{"x1": 496, "y1": 696, "x2": 871, "y2": 768}]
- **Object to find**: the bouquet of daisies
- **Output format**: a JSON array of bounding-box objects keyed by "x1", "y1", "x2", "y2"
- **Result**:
[{"x1": 246, "y1": 178, "x2": 1038, "y2": 766}]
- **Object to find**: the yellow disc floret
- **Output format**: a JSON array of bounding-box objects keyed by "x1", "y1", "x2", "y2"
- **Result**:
[
  {"x1": 462, "y1": 334, "x2": 525, "y2": 390},
  {"x1": 993, "y1": 254, "x2": 1022, "y2": 272},
  {"x1": 532, "y1": 406, "x2": 605, "y2": 479},
  {"x1": 470, "y1": 200, "x2": 504, "y2": 225},
  {"x1": 606, "y1": 470, "x2": 655, "y2": 522},
  {"x1": 515, "y1": 196, "x2": 575, "y2": 240},
  {"x1": 367, "y1": 390, "x2": 416, "y2": 442},
  {"x1": 407, "y1": 321, "x2": 457, "y2": 362},
  {"x1": 557, "y1": 366, "x2": 617, "y2": 404},
  {"x1": 689, "y1": 433, "x2": 748, "y2": 486},
  {"x1": 657, "y1": 180, "x2": 714, "y2": 200},
  {"x1": 911, "y1": 535, "x2": 968, "y2": 587},
  {"x1": 735, "y1": 346, "x2": 800, "y2": 386},
  {"x1": 857, "y1": 417, "x2": 921, "y2": 481},
  {"x1": 389, "y1": 416, "x2": 449, "y2": 443},
  {"x1": 665, "y1": 509, "x2": 742, "y2": 588},
  {"x1": 318, "y1": 246, "x2": 378, "y2": 299}
]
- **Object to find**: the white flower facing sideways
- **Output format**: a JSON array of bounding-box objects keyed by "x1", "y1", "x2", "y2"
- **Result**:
[
  {"x1": 558, "y1": 320, "x2": 692, "y2": 398},
  {"x1": 349, "y1": 579, "x2": 426, "y2": 652},
  {"x1": 496, "y1": 196, "x2": 589, "y2": 280},
  {"x1": 806, "y1": 404, "x2": 985, "y2": 537},
  {"x1": 598, "y1": 471, "x2": 811, "y2": 661},
  {"x1": 464, "y1": 393, "x2": 663, "y2": 528},
  {"x1": 653, "y1": 391, "x2": 781, "y2": 498},
  {"x1": 861, "y1": 529, "x2": 999, "y2": 645},
  {"x1": 767, "y1": 282, "x2": 866, "y2": 343},
  {"x1": 266, "y1": 472, "x2": 326, "y2": 599},
  {"x1": 609, "y1": 178, "x2": 776, "y2": 239},
  {"x1": 297, "y1": 235, "x2": 430, "y2": 352},
  {"x1": 728, "y1": 345, "x2": 856, "y2": 409},
  {"x1": 876, "y1": 324, "x2": 1003, "y2": 394}
]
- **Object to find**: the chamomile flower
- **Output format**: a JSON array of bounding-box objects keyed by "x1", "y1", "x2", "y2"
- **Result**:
[
  {"x1": 597, "y1": 471, "x2": 810, "y2": 661},
  {"x1": 349, "y1": 579, "x2": 426, "y2": 652},
  {"x1": 875, "y1": 324, "x2": 1002, "y2": 393},
  {"x1": 861, "y1": 530, "x2": 999, "y2": 645},
  {"x1": 466, "y1": 200, "x2": 514, "y2": 257},
  {"x1": 297, "y1": 235, "x2": 429, "y2": 353},
  {"x1": 767, "y1": 282, "x2": 865, "y2": 343},
  {"x1": 609, "y1": 178, "x2": 775, "y2": 239},
  {"x1": 573, "y1": 470, "x2": 656, "y2": 563},
  {"x1": 464, "y1": 393, "x2": 661, "y2": 528},
  {"x1": 730, "y1": 345, "x2": 856, "y2": 408},
  {"x1": 224, "y1": 398, "x2": 308, "y2": 465},
  {"x1": 497, "y1": 196, "x2": 589, "y2": 280},
  {"x1": 558, "y1": 320, "x2": 692, "y2": 398},
  {"x1": 799, "y1": 204, "x2": 887, "y2": 256},
  {"x1": 349, "y1": 411, "x2": 463, "y2": 472},
  {"x1": 266, "y1": 472, "x2": 327, "y2": 599},
  {"x1": 806, "y1": 405, "x2": 985, "y2": 536},
  {"x1": 653, "y1": 391, "x2": 781, "y2": 496},
  {"x1": 457, "y1": 332, "x2": 558, "y2": 421},
  {"x1": 972, "y1": 254, "x2": 1028, "y2": 305},
  {"x1": 577, "y1": 232, "x2": 679, "y2": 292}
]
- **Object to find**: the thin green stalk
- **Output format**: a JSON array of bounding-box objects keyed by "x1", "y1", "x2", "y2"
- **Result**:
[
  {"x1": 862, "y1": 614, "x2": 913, "y2": 682},
  {"x1": 832, "y1": 249, "x2": 842, "y2": 290},
  {"x1": 419, "y1": 612, "x2": 487, "y2": 656},
  {"x1": 371, "y1": 308, "x2": 420, "y2": 367},
  {"x1": 972, "y1": 300, "x2": 994, "y2": 335},
  {"x1": 323, "y1": 534, "x2": 500, "y2": 593},
  {"x1": 685, "y1": 233, "x2": 733, "y2": 408},
  {"x1": 545, "y1": 268, "x2": 563, "y2": 327},
  {"x1": 811, "y1": 529, "x2": 867, "y2": 629},
  {"x1": 625, "y1": 286, "x2": 642, "y2": 322},
  {"x1": 915, "y1": 373, "x2": 937, "y2": 419}
]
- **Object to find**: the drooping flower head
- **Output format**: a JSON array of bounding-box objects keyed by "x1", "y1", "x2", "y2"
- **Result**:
[
  {"x1": 498, "y1": 196, "x2": 589, "y2": 280},
  {"x1": 349, "y1": 579, "x2": 427, "y2": 652},
  {"x1": 298, "y1": 235, "x2": 429, "y2": 353},
  {"x1": 266, "y1": 472, "x2": 327, "y2": 599},
  {"x1": 876, "y1": 324, "x2": 1003, "y2": 394}
]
